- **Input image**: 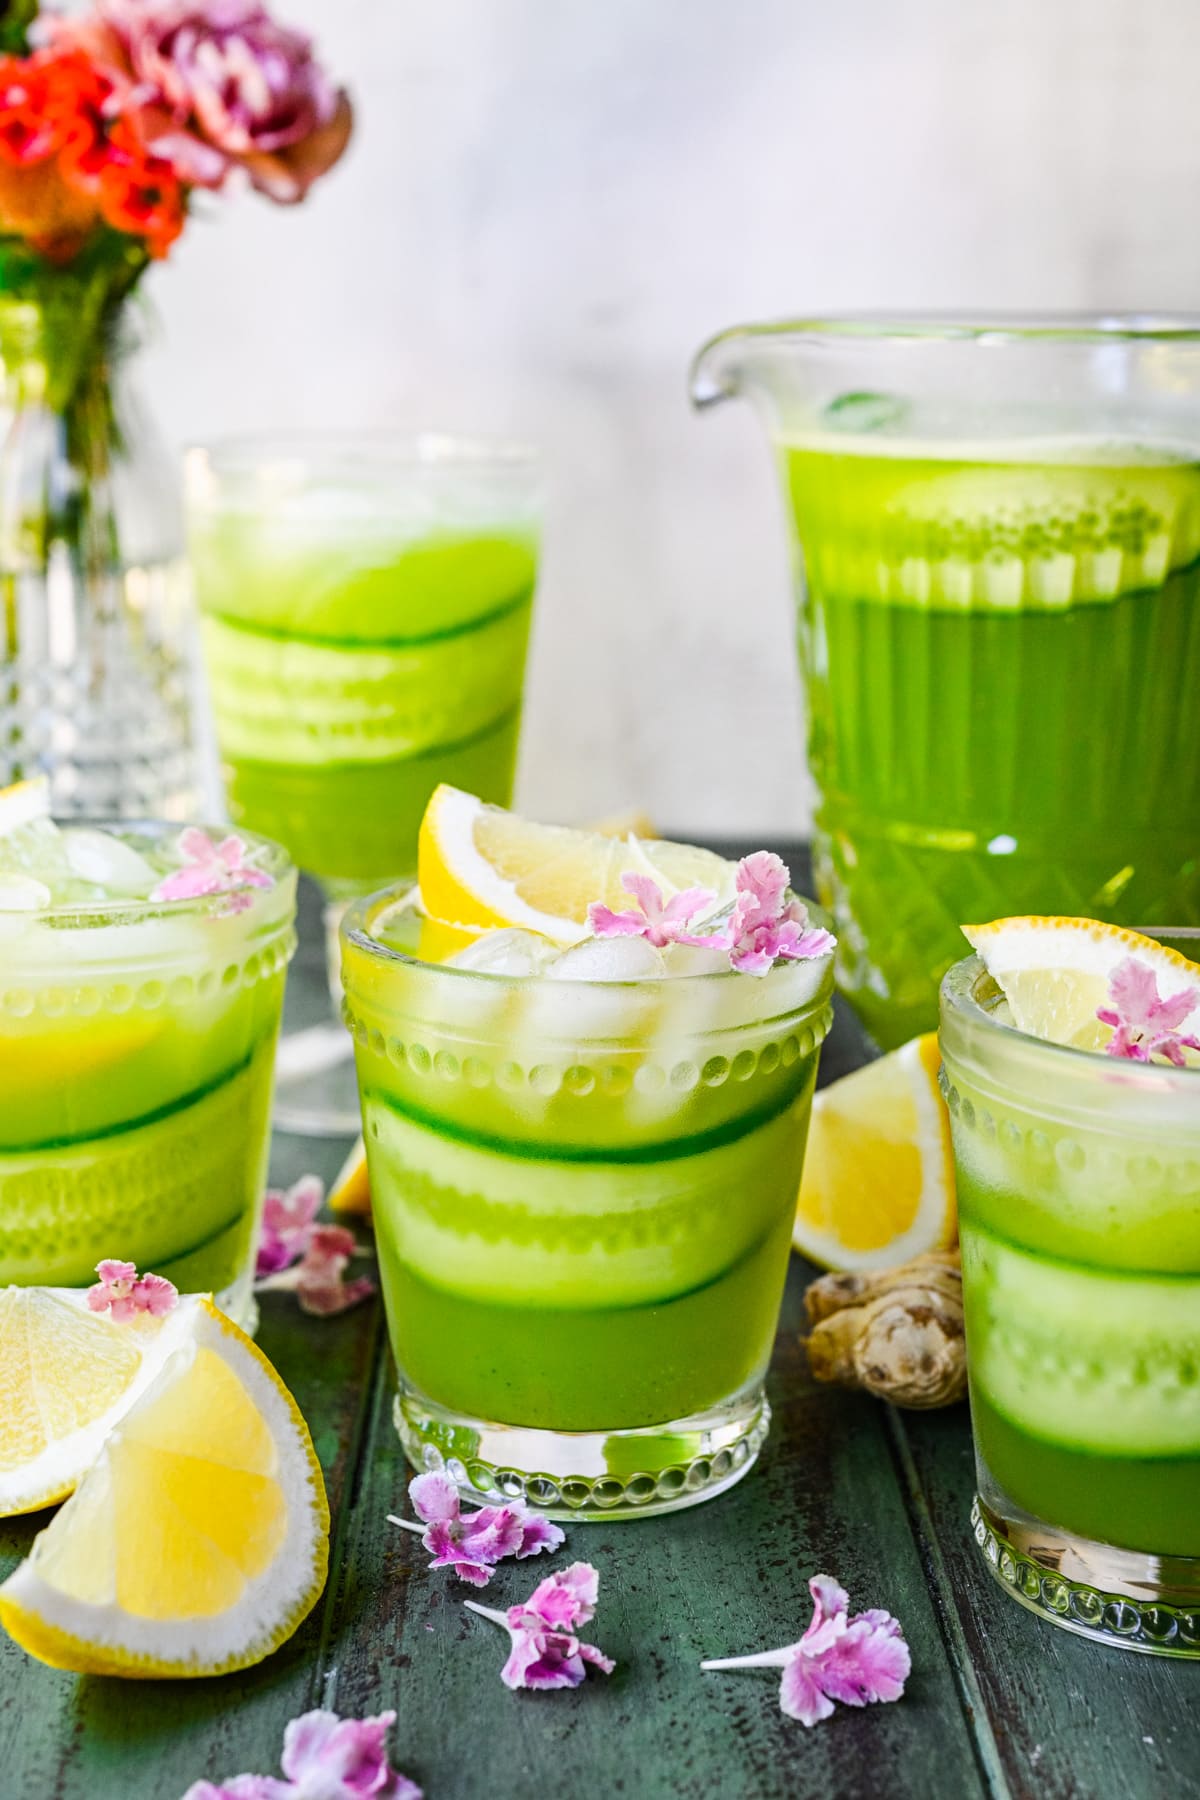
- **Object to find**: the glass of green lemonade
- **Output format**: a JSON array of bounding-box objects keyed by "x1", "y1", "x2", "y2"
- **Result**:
[
  {"x1": 340, "y1": 882, "x2": 834, "y2": 1517},
  {"x1": 691, "y1": 318, "x2": 1200, "y2": 1048},
  {"x1": 0, "y1": 807, "x2": 296, "y2": 1328},
  {"x1": 187, "y1": 435, "x2": 542, "y2": 1133},
  {"x1": 940, "y1": 956, "x2": 1200, "y2": 1655}
]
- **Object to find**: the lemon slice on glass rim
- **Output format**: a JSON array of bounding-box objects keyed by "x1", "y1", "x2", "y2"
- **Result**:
[
  {"x1": 0, "y1": 1296, "x2": 329, "y2": 1678},
  {"x1": 416, "y1": 783, "x2": 734, "y2": 947},
  {"x1": 963, "y1": 915, "x2": 1200, "y2": 1053}
]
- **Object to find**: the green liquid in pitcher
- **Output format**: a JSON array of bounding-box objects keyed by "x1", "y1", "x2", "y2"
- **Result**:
[
  {"x1": 783, "y1": 440, "x2": 1200, "y2": 1046},
  {"x1": 194, "y1": 529, "x2": 536, "y2": 891}
]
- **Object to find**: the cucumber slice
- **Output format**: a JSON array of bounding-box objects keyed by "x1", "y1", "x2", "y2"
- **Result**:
[{"x1": 962, "y1": 1223, "x2": 1200, "y2": 1456}]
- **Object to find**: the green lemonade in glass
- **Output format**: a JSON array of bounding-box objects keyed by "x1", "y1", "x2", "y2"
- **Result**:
[
  {"x1": 341, "y1": 866, "x2": 834, "y2": 1517},
  {"x1": 941, "y1": 954, "x2": 1200, "y2": 1654},
  {"x1": 0, "y1": 810, "x2": 296, "y2": 1326},
  {"x1": 785, "y1": 439, "x2": 1200, "y2": 1047},
  {"x1": 191, "y1": 463, "x2": 539, "y2": 895}
]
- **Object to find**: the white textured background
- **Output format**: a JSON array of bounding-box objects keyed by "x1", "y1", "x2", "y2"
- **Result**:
[{"x1": 141, "y1": 0, "x2": 1200, "y2": 836}]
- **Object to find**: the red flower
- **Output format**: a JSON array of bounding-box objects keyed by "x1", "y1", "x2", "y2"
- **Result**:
[{"x1": 96, "y1": 118, "x2": 185, "y2": 258}]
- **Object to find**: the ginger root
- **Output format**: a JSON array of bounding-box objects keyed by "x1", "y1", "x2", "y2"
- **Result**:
[{"x1": 802, "y1": 1248, "x2": 966, "y2": 1409}]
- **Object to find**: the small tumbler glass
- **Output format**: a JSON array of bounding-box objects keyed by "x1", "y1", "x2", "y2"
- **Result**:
[
  {"x1": 187, "y1": 434, "x2": 542, "y2": 1134},
  {"x1": 940, "y1": 954, "x2": 1200, "y2": 1656},
  {"x1": 341, "y1": 887, "x2": 834, "y2": 1519},
  {"x1": 0, "y1": 822, "x2": 296, "y2": 1330}
]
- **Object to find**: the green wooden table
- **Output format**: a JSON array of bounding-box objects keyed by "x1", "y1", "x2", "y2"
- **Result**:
[{"x1": 3, "y1": 858, "x2": 1198, "y2": 1800}]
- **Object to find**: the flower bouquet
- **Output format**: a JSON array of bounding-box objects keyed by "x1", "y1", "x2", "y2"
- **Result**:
[{"x1": 0, "y1": 0, "x2": 350, "y2": 816}]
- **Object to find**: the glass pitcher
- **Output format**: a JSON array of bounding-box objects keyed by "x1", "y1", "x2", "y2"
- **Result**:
[{"x1": 690, "y1": 317, "x2": 1200, "y2": 1048}]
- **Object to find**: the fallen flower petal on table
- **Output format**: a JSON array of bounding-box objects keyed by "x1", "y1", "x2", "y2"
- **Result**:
[
  {"x1": 254, "y1": 1176, "x2": 375, "y2": 1316},
  {"x1": 256, "y1": 1174, "x2": 326, "y2": 1276},
  {"x1": 701, "y1": 1572, "x2": 910, "y2": 1726},
  {"x1": 180, "y1": 1705, "x2": 421, "y2": 1800},
  {"x1": 464, "y1": 1561, "x2": 615, "y2": 1689},
  {"x1": 389, "y1": 1469, "x2": 564, "y2": 1586},
  {"x1": 87, "y1": 1259, "x2": 178, "y2": 1321}
]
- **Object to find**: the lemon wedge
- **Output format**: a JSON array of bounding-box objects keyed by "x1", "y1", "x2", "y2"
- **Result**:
[
  {"x1": 963, "y1": 916, "x2": 1200, "y2": 1052},
  {"x1": 0, "y1": 1287, "x2": 193, "y2": 1517},
  {"x1": 794, "y1": 1032, "x2": 957, "y2": 1271},
  {"x1": 417, "y1": 784, "x2": 732, "y2": 945},
  {"x1": 328, "y1": 1137, "x2": 371, "y2": 1218},
  {"x1": 0, "y1": 1297, "x2": 328, "y2": 1677}
]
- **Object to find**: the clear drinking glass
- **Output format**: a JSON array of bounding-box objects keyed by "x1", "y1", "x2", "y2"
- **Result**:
[
  {"x1": 187, "y1": 434, "x2": 542, "y2": 1134},
  {"x1": 341, "y1": 887, "x2": 834, "y2": 1518},
  {"x1": 0, "y1": 822, "x2": 296, "y2": 1330},
  {"x1": 940, "y1": 954, "x2": 1200, "y2": 1655},
  {"x1": 691, "y1": 317, "x2": 1200, "y2": 1050}
]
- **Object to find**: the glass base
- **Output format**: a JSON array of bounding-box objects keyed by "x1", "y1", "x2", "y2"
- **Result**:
[
  {"x1": 972, "y1": 1496, "x2": 1200, "y2": 1657},
  {"x1": 394, "y1": 1383, "x2": 771, "y2": 1520},
  {"x1": 273, "y1": 1021, "x2": 363, "y2": 1137}
]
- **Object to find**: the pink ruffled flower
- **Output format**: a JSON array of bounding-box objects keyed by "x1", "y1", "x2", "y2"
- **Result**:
[
  {"x1": 719, "y1": 851, "x2": 837, "y2": 977},
  {"x1": 254, "y1": 1175, "x2": 375, "y2": 1316},
  {"x1": 181, "y1": 1706, "x2": 421, "y2": 1800},
  {"x1": 256, "y1": 1173, "x2": 324, "y2": 1277},
  {"x1": 701, "y1": 1573, "x2": 910, "y2": 1726},
  {"x1": 588, "y1": 853, "x2": 835, "y2": 978},
  {"x1": 151, "y1": 826, "x2": 273, "y2": 912},
  {"x1": 588, "y1": 872, "x2": 718, "y2": 949},
  {"x1": 46, "y1": 0, "x2": 352, "y2": 202},
  {"x1": 464, "y1": 1562, "x2": 616, "y2": 1691},
  {"x1": 1097, "y1": 956, "x2": 1200, "y2": 1068},
  {"x1": 388, "y1": 1470, "x2": 564, "y2": 1588},
  {"x1": 87, "y1": 1259, "x2": 178, "y2": 1321}
]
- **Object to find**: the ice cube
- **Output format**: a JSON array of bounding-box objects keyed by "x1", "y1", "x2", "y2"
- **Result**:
[
  {"x1": 662, "y1": 942, "x2": 732, "y2": 978},
  {"x1": 823, "y1": 391, "x2": 909, "y2": 435},
  {"x1": 61, "y1": 828, "x2": 158, "y2": 897},
  {"x1": 449, "y1": 928, "x2": 559, "y2": 977},
  {"x1": 547, "y1": 937, "x2": 667, "y2": 982},
  {"x1": 0, "y1": 872, "x2": 50, "y2": 911}
]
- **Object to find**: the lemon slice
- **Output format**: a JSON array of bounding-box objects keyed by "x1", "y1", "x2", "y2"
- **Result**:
[
  {"x1": 794, "y1": 1032, "x2": 957, "y2": 1271},
  {"x1": 963, "y1": 916, "x2": 1200, "y2": 1052},
  {"x1": 0, "y1": 1298, "x2": 328, "y2": 1678},
  {"x1": 417, "y1": 784, "x2": 733, "y2": 945},
  {"x1": 0, "y1": 777, "x2": 49, "y2": 838},
  {"x1": 0, "y1": 1288, "x2": 197, "y2": 1517},
  {"x1": 328, "y1": 1137, "x2": 371, "y2": 1218}
]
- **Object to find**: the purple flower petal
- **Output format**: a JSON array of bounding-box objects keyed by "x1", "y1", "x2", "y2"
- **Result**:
[
  {"x1": 779, "y1": 1657, "x2": 837, "y2": 1727},
  {"x1": 408, "y1": 1471, "x2": 460, "y2": 1527}
]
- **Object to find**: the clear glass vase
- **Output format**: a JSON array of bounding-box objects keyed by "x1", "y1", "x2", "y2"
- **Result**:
[{"x1": 0, "y1": 279, "x2": 205, "y2": 818}]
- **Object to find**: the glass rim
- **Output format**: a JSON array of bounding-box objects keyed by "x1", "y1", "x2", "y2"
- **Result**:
[
  {"x1": 941, "y1": 953, "x2": 1200, "y2": 1083},
  {"x1": 696, "y1": 312, "x2": 1200, "y2": 352},
  {"x1": 5, "y1": 818, "x2": 295, "y2": 927},
  {"x1": 342, "y1": 883, "x2": 837, "y2": 997},
  {"x1": 186, "y1": 430, "x2": 543, "y2": 479}
]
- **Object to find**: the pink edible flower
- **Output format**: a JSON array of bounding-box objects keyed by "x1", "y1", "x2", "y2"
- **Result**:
[
  {"x1": 388, "y1": 1470, "x2": 564, "y2": 1587},
  {"x1": 180, "y1": 1706, "x2": 420, "y2": 1800},
  {"x1": 254, "y1": 1175, "x2": 375, "y2": 1316},
  {"x1": 701, "y1": 1573, "x2": 910, "y2": 1727},
  {"x1": 87, "y1": 1259, "x2": 178, "y2": 1321},
  {"x1": 151, "y1": 826, "x2": 273, "y2": 911},
  {"x1": 1097, "y1": 956, "x2": 1200, "y2": 1068},
  {"x1": 256, "y1": 1173, "x2": 324, "y2": 1277},
  {"x1": 588, "y1": 853, "x2": 835, "y2": 977},
  {"x1": 588, "y1": 872, "x2": 718, "y2": 949},
  {"x1": 464, "y1": 1561, "x2": 615, "y2": 1690},
  {"x1": 719, "y1": 851, "x2": 837, "y2": 976}
]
